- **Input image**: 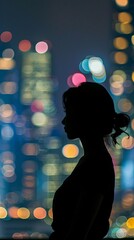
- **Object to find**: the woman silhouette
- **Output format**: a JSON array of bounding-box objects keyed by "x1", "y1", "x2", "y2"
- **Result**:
[{"x1": 49, "y1": 82, "x2": 130, "y2": 240}]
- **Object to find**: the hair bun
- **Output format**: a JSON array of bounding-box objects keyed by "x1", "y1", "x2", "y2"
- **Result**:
[{"x1": 114, "y1": 113, "x2": 130, "y2": 128}]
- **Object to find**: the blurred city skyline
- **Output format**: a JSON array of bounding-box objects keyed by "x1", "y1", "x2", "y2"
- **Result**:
[
  {"x1": 0, "y1": 1, "x2": 134, "y2": 238},
  {"x1": 0, "y1": 0, "x2": 112, "y2": 92}
]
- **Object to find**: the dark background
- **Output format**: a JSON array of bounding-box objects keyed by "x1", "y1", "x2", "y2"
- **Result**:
[{"x1": 0, "y1": 0, "x2": 113, "y2": 91}]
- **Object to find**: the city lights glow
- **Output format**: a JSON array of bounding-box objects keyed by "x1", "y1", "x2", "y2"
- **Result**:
[
  {"x1": 113, "y1": 37, "x2": 128, "y2": 49},
  {"x1": 115, "y1": 0, "x2": 128, "y2": 7},
  {"x1": 121, "y1": 136, "x2": 134, "y2": 149},
  {"x1": 17, "y1": 207, "x2": 30, "y2": 219},
  {"x1": 0, "y1": 58, "x2": 15, "y2": 70},
  {"x1": 33, "y1": 207, "x2": 47, "y2": 219},
  {"x1": 35, "y1": 41, "x2": 48, "y2": 54},
  {"x1": 31, "y1": 99, "x2": 44, "y2": 112},
  {"x1": 31, "y1": 112, "x2": 48, "y2": 126},
  {"x1": 88, "y1": 57, "x2": 104, "y2": 75},
  {"x1": 0, "y1": 31, "x2": 12, "y2": 42},
  {"x1": 0, "y1": 207, "x2": 7, "y2": 218},
  {"x1": 2, "y1": 48, "x2": 15, "y2": 59},
  {"x1": 0, "y1": 0, "x2": 134, "y2": 237},
  {"x1": 79, "y1": 58, "x2": 90, "y2": 73},
  {"x1": 0, "y1": 82, "x2": 17, "y2": 94},
  {"x1": 18, "y1": 40, "x2": 31, "y2": 52},
  {"x1": 78, "y1": 56, "x2": 106, "y2": 83},
  {"x1": 62, "y1": 144, "x2": 79, "y2": 158},
  {"x1": 113, "y1": 51, "x2": 128, "y2": 64},
  {"x1": 118, "y1": 12, "x2": 132, "y2": 23},
  {"x1": 71, "y1": 72, "x2": 86, "y2": 86}
]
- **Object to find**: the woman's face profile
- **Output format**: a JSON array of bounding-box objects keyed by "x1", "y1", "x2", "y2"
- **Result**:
[
  {"x1": 61, "y1": 104, "x2": 90, "y2": 140},
  {"x1": 62, "y1": 110, "x2": 80, "y2": 139}
]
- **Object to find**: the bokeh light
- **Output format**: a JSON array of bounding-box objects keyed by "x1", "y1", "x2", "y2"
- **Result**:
[
  {"x1": 118, "y1": 12, "x2": 132, "y2": 23},
  {"x1": 0, "y1": 31, "x2": 12, "y2": 42},
  {"x1": 115, "y1": 0, "x2": 128, "y2": 7},
  {"x1": 31, "y1": 99, "x2": 44, "y2": 112},
  {"x1": 88, "y1": 57, "x2": 104, "y2": 76},
  {"x1": 121, "y1": 136, "x2": 134, "y2": 149},
  {"x1": 42, "y1": 163, "x2": 60, "y2": 176},
  {"x1": 17, "y1": 207, "x2": 30, "y2": 219},
  {"x1": 48, "y1": 208, "x2": 53, "y2": 219},
  {"x1": 0, "y1": 82, "x2": 17, "y2": 94},
  {"x1": 1, "y1": 125, "x2": 14, "y2": 140},
  {"x1": 126, "y1": 217, "x2": 134, "y2": 229},
  {"x1": 8, "y1": 207, "x2": 19, "y2": 218},
  {"x1": 22, "y1": 144, "x2": 39, "y2": 156},
  {"x1": 0, "y1": 58, "x2": 15, "y2": 70},
  {"x1": 35, "y1": 41, "x2": 48, "y2": 54},
  {"x1": 0, "y1": 1, "x2": 134, "y2": 237},
  {"x1": 62, "y1": 144, "x2": 79, "y2": 158},
  {"x1": 2, "y1": 48, "x2": 15, "y2": 59},
  {"x1": 33, "y1": 207, "x2": 47, "y2": 219},
  {"x1": 116, "y1": 215, "x2": 127, "y2": 227},
  {"x1": 71, "y1": 72, "x2": 86, "y2": 86},
  {"x1": 113, "y1": 37, "x2": 128, "y2": 49},
  {"x1": 18, "y1": 40, "x2": 31, "y2": 52},
  {"x1": 79, "y1": 59, "x2": 90, "y2": 73},
  {"x1": 0, "y1": 207, "x2": 7, "y2": 218},
  {"x1": 31, "y1": 112, "x2": 48, "y2": 126},
  {"x1": 113, "y1": 51, "x2": 128, "y2": 64}
]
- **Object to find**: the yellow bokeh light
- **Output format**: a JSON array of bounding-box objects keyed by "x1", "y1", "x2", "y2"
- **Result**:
[
  {"x1": 31, "y1": 112, "x2": 48, "y2": 126},
  {"x1": 63, "y1": 163, "x2": 77, "y2": 175},
  {"x1": 126, "y1": 217, "x2": 134, "y2": 229},
  {"x1": 113, "y1": 37, "x2": 128, "y2": 50},
  {"x1": 120, "y1": 23, "x2": 133, "y2": 34},
  {"x1": 62, "y1": 144, "x2": 79, "y2": 158},
  {"x1": 109, "y1": 73, "x2": 125, "y2": 84},
  {"x1": 114, "y1": 52, "x2": 128, "y2": 64},
  {"x1": 17, "y1": 207, "x2": 30, "y2": 219},
  {"x1": 132, "y1": 72, "x2": 134, "y2": 81},
  {"x1": 115, "y1": 0, "x2": 128, "y2": 7},
  {"x1": 48, "y1": 208, "x2": 53, "y2": 219},
  {"x1": 42, "y1": 163, "x2": 59, "y2": 176},
  {"x1": 0, "y1": 207, "x2": 7, "y2": 218},
  {"x1": 115, "y1": 22, "x2": 133, "y2": 34},
  {"x1": 0, "y1": 58, "x2": 15, "y2": 70},
  {"x1": 132, "y1": 35, "x2": 134, "y2": 45},
  {"x1": 118, "y1": 12, "x2": 132, "y2": 23}
]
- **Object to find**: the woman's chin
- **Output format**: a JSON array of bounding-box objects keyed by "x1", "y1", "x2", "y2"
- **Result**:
[{"x1": 66, "y1": 132, "x2": 78, "y2": 140}]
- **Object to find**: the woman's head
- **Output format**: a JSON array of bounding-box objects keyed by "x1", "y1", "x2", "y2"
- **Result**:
[{"x1": 62, "y1": 82, "x2": 130, "y2": 144}]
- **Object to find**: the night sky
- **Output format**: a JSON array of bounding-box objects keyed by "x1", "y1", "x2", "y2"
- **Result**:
[
  {"x1": 0, "y1": 1, "x2": 114, "y2": 178},
  {"x1": 0, "y1": 0, "x2": 113, "y2": 113}
]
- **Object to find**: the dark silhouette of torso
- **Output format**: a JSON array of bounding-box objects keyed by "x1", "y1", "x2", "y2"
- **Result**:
[{"x1": 49, "y1": 147, "x2": 115, "y2": 240}]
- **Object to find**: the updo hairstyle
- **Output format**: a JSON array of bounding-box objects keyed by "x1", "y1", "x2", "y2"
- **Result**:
[{"x1": 63, "y1": 82, "x2": 130, "y2": 145}]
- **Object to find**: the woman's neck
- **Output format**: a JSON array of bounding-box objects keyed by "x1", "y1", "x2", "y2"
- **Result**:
[{"x1": 80, "y1": 135, "x2": 107, "y2": 157}]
